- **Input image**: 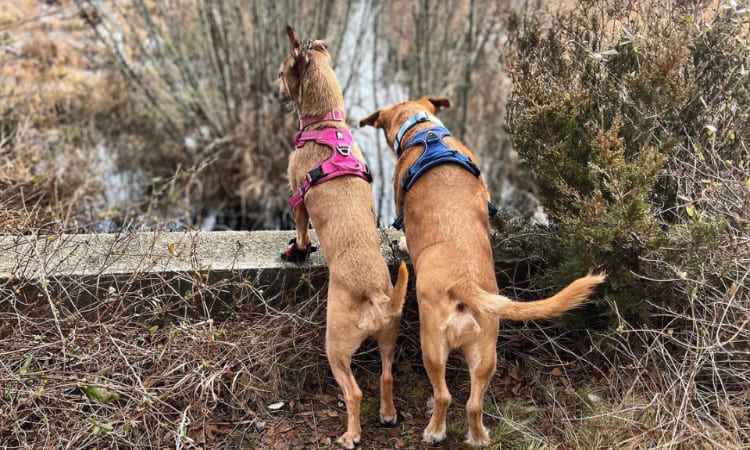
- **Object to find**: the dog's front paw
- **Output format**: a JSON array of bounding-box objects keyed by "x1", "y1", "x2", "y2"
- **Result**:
[
  {"x1": 280, "y1": 238, "x2": 317, "y2": 262},
  {"x1": 336, "y1": 431, "x2": 361, "y2": 449}
]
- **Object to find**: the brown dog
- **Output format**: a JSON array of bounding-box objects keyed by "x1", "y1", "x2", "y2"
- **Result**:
[
  {"x1": 361, "y1": 96, "x2": 605, "y2": 446},
  {"x1": 276, "y1": 27, "x2": 408, "y2": 448}
]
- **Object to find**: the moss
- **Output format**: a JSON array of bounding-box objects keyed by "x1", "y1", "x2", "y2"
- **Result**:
[
  {"x1": 359, "y1": 396, "x2": 380, "y2": 423},
  {"x1": 407, "y1": 379, "x2": 429, "y2": 399}
]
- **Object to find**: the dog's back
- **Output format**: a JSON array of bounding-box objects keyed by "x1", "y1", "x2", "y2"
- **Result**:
[{"x1": 289, "y1": 139, "x2": 391, "y2": 297}]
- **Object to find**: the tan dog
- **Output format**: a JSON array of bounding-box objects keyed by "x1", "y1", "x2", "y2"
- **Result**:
[
  {"x1": 276, "y1": 27, "x2": 408, "y2": 449},
  {"x1": 361, "y1": 96, "x2": 605, "y2": 446}
]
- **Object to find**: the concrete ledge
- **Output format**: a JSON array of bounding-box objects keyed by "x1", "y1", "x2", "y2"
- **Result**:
[
  {"x1": 0, "y1": 229, "x2": 540, "y2": 320},
  {"x1": 0, "y1": 229, "x2": 405, "y2": 279},
  {"x1": 0, "y1": 230, "x2": 406, "y2": 318}
]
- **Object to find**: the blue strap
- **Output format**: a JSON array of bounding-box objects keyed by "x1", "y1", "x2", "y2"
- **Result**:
[
  {"x1": 392, "y1": 117, "x2": 498, "y2": 231},
  {"x1": 392, "y1": 213, "x2": 405, "y2": 230},
  {"x1": 393, "y1": 202, "x2": 497, "y2": 231},
  {"x1": 394, "y1": 111, "x2": 443, "y2": 156},
  {"x1": 488, "y1": 201, "x2": 499, "y2": 217},
  {"x1": 400, "y1": 126, "x2": 481, "y2": 192}
]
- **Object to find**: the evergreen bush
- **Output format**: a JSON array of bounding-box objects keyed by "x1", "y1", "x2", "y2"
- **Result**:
[{"x1": 507, "y1": 0, "x2": 748, "y2": 329}]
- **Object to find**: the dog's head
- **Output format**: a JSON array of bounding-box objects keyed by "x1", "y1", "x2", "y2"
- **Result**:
[
  {"x1": 274, "y1": 25, "x2": 332, "y2": 105},
  {"x1": 359, "y1": 96, "x2": 451, "y2": 153}
]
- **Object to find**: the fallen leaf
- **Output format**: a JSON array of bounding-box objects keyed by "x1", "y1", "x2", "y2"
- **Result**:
[
  {"x1": 550, "y1": 367, "x2": 562, "y2": 377},
  {"x1": 315, "y1": 393, "x2": 336, "y2": 404},
  {"x1": 267, "y1": 401, "x2": 285, "y2": 411},
  {"x1": 205, "y1": 424, "x2": 218, "y2": 443}
]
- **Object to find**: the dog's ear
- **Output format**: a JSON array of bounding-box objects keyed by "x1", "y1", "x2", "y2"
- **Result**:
[
  {"x1": 286, "y1": 25, "x2": 309, "y2": 68},
  {"x1": 286, "y1": 25, "x2": 300, "y2": 53},
  {"x1": 310, "y1": 39, "x2": 330, "y2": 52},
  {"x1": 359, "y1": 110, "x2": 381, "y2": 128},
  {"x1": 421, "y1": 96, "x2": 452, "y2": 114}
]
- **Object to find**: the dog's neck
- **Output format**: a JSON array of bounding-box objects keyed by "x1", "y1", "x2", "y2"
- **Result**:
[
  {"x1": 296, "y1": 58, "x2": 345, "y2": 122},
  {"x1": 392, "y1": 114, "x2": 440, "y2": 155}
]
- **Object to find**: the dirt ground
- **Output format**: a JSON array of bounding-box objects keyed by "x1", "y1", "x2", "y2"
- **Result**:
[{"x1": 214, "y1": 356, "x2": 594, "y2": 449}]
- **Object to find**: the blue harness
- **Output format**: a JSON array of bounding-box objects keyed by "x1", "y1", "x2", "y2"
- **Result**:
[{"x1": 392, "y1": 112, "x2": 498, "y2": 230}]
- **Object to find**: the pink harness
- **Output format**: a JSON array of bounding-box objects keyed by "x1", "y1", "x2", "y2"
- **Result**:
[{"x1": 288, "y1": 109, "x2": 373, "y2": 208}]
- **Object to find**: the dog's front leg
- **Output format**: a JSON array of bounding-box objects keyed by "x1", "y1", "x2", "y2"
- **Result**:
[
  {"x1": 281, "y1": 203, "x2": 316, "y2": 262},
  {"x1": 293, "y1": 203, "x2": 311, "y2": 248}
]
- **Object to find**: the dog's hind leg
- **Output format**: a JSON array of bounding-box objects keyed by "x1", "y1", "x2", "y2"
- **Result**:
[
  {"x1": 326, "y1": 307, "x2": 365, "y2": 449},
  {"x1": 462, "y1": 336, "x2": 497, "y2": 446},
  {"x1": 421, "y1": 330, "x2": 451, "y2": 444},
  {"x1": 373, "y1": 319, "x2": 399, "y2": 425}
]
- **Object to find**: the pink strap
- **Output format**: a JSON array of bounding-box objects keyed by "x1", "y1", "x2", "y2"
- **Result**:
[
  {"x1": 288, "y1": 128, "x2": 372, "y2": 208},
  {"x1": 294, "y1": 128, "x2": 353, "y2": 148},
  {"x1": 298, "y1": 108, "x2": 345, "y2": 130}
]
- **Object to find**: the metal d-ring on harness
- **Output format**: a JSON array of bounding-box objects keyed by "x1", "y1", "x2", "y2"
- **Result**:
[{"x1": 392, "y1": 112, "x2": 498, "y2": 230}]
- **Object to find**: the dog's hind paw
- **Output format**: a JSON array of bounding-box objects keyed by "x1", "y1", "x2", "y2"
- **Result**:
[
  {"x1": 423, "y1": 428, "x2": 447, "y2": 445},
  {"x1": 379, "y1": 413, "x2": 398, "y2": 426},
  {"x1": 465, "y1": 428, "x2": 490, "y2": 447},
  {"x1": 336, "y1": 432, "x2": 360, "y2": 449}
]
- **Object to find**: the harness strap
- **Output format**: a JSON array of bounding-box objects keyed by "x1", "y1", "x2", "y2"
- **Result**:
[
  {"x1": 392, "y1": 117, "x2": 498, "y2": 230},
  {"x1": 298, "y1": 108, "x2": 345, "y2": 130},
  {"x1": 394, "y1": 111, "x2": 443, "y2": 156},
  {"x1": 399, "y1": 127, "x2": 480, "y2": 192},
  {"x1": 393, "y1": 201, "x2": 498, "y2": 230},
  {"x1": 295, "y1": 128, "x2": 352, "y2": 149},
  {"x1": 288, "y1": 127, "x2": 372, "y2": 209}
]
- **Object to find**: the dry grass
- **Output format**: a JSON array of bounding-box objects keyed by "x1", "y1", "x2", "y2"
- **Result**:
[
  {"x1": 1, "y1": 224, "x2": 747, "y2": 448},
  {"x1": 1, "y1": 1, "x2": 747, "y2": 448},
  {"x1": 1, "y1": 252, "x2": 330, "y2": 448},
  {"x1": 0, "y1": 0, "x2": 149, "y2": 233}
]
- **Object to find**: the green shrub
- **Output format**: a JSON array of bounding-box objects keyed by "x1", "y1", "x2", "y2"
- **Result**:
[{"x1": 507, "y1": 0, "x2": 748, "y2": 329}]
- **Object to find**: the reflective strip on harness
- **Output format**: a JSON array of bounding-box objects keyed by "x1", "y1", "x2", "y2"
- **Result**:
[{"x1": 394, "y1": 111, "x2": 443, "y2": 156}]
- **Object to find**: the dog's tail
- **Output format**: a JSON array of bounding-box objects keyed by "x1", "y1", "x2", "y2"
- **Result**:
[
  {"x1": 359, "y1": 262, "x2": 409, "y2": 332},
  {"x1": 383, "y1": 261, "x2": 409, "y2": 316},
  {"x1": 449, "y1": 273, "x2": 606, "y2": 321}
]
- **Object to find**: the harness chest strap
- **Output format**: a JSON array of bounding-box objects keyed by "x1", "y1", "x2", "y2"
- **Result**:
[{"x1": 288, "y1": 118, "x2": 373, "y2": 208}]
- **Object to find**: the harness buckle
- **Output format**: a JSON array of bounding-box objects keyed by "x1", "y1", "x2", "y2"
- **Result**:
[
  {"x1": 336, "y1": 145, "x2": 351, "y2": 156},
  {"x1": 425, "y1": 131, "x2": 441, "y2": 145},
  {"x1": 307, "y1": 166, "x2": 326, "y2": 183}
]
